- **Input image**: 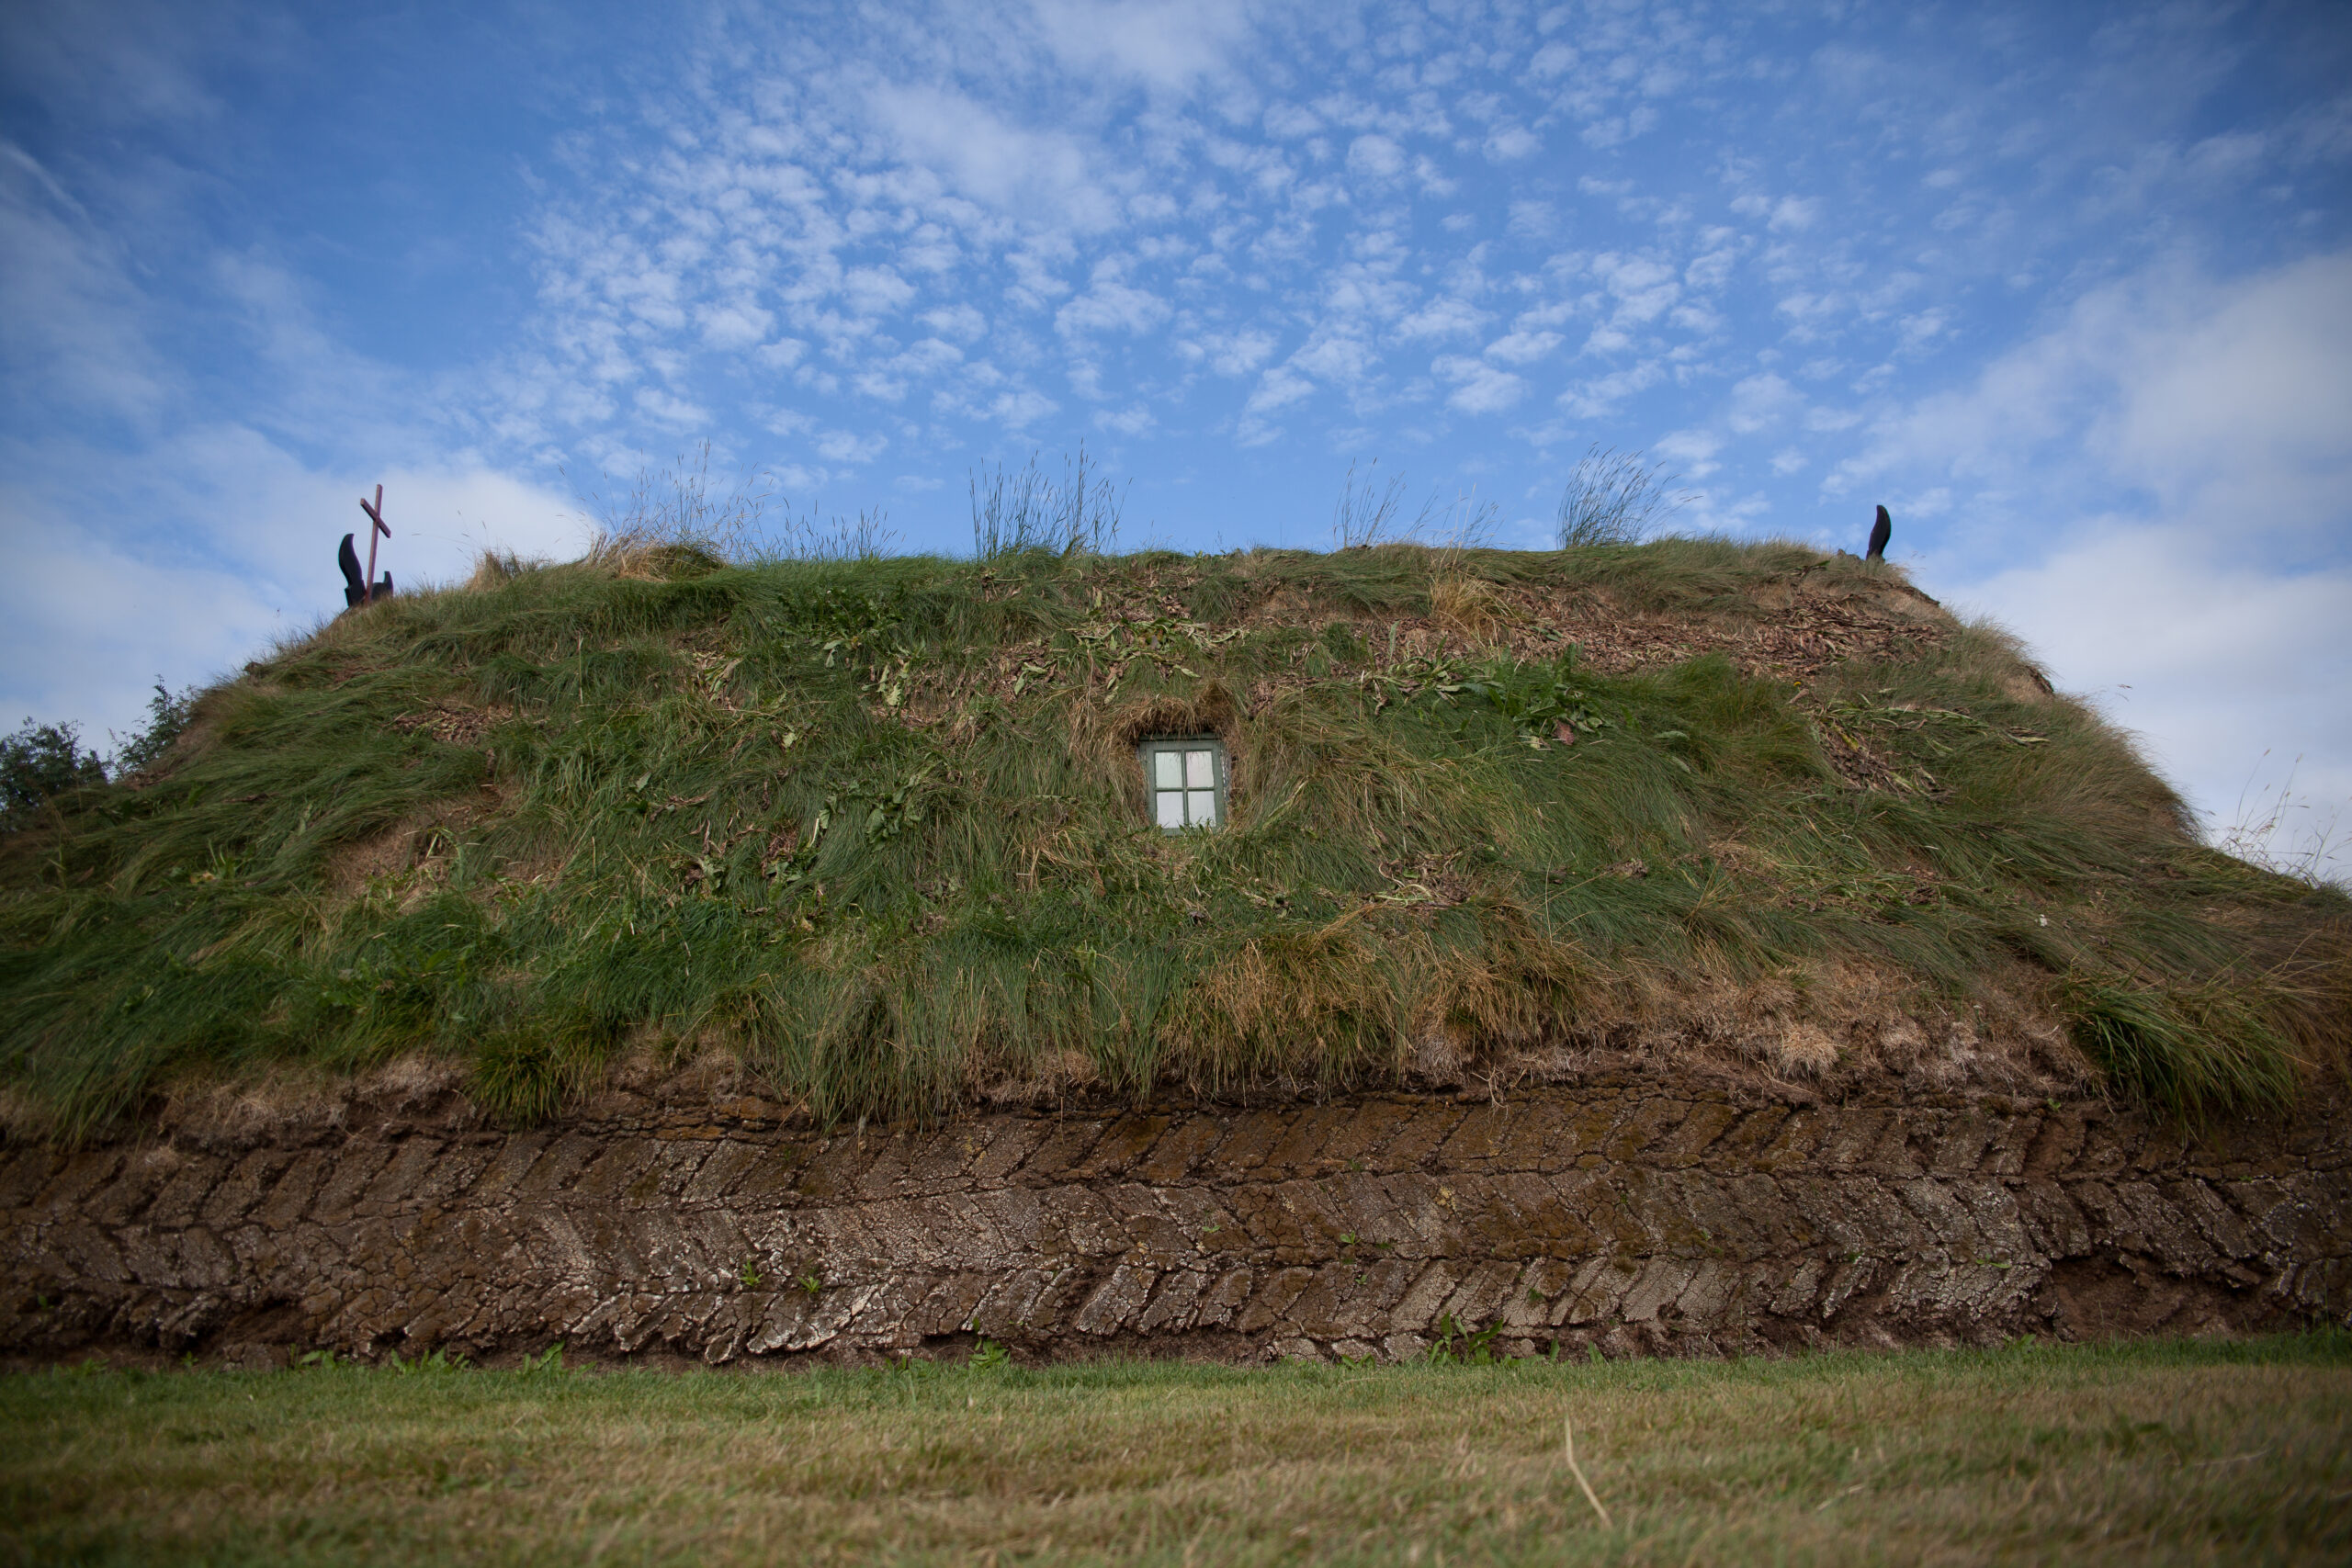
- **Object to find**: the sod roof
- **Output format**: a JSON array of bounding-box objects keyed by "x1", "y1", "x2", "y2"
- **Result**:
[{"x1": 4, "y1": 537, "x2": 2345, "y2": 1138}]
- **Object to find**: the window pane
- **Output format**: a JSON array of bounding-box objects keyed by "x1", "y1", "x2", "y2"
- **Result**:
[
  {"x1": 1154, "y1": 750, "x2": 1182, "y2": 789},
  {"x1": 1185, "y1": 749, "x2": 1214, "y2": 788},
  {"x1": 1156, "y1": 791, "x2": 1186, "y2": 829},
  {"x1": 1187, "y1": 788, "x2": 1216, "y2": 824}
]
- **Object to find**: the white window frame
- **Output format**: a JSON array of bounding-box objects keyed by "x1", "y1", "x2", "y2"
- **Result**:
[{"x1": 1138, "y1": 735, "x2": 1227, "y2": 831}]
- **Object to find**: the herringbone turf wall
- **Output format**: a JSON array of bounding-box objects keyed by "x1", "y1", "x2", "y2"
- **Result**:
[{"x1": 6, "y1": 1076, "x2": 2346, "y2": 1366}]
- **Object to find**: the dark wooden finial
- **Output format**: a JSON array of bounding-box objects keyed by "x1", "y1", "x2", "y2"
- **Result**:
[{"x1": 338, "y1": 533, "x2": 368, "y2": 608}]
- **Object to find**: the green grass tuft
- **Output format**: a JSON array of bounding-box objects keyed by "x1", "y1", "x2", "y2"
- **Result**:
[{"x1": 3, "y1": 540, "x2": 2344, "y2": 1136}]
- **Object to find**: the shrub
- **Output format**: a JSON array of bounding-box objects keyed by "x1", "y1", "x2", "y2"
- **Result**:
[
  {"x1": 109, "y1": 679, "x2": 198, "y2": 779},
  {"x1": 0, "y1": 719, "x2": 105, "y2": 828}
]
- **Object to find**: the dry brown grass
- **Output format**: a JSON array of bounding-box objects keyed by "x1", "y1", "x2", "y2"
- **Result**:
[{"x1": 1430, "y1": 574, "x2": 1515, "y2": 645}]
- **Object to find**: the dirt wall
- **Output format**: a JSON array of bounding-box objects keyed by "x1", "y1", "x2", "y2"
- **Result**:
[{"x1": 5, "y1": 1073, "x2": 2347, "y2": 1368}]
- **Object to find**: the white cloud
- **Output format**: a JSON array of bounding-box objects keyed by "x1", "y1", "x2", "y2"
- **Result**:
[
  {"x1": 1841, "y1": 252, "x2": 2352, "y2": 543},
  {"x1": 868, "y1": 82, "x2": 1121, "y2": 231},
  {"x1": 1589, "y1": 252, "x2": 1679, "y2": 322},
  {"x1": 1896, "y1": 308, "x2": 1949, "y2": 351},
  {"x1": 1095, "y1": 403, "x2": 1154, "y2": 434},
  {"x1": 1482, "y1": 330, "x2": 1562, "y2": 366},
  {"x1": 1396, "y1": 296, "x2": 1486, "y2": 341},
  {"x1": 891, "y1": 337, "x2": 966, "y2": 378},
  {"x1": 1506, "y1": 199, "x2": 1555, "y2": 237},
  {"x1": 1292, "y1": 332, "x2": 1378, "y2": 389},
  {"x1": 1433, "y1": 355, "x2": 1524, "y2": 413},
  {"x1": 1853, "y1": 250, "x2": 2352, "y2": 846},
  {"x1": 1726, "y1": 372, "x2": 1801, "y2": 434},
  {"x1": 989, "y1": 387, "x2": 1058, "y2": 427},
  {"x1": 1483, "y1": 126, "x2": 1539, "y2": 161},
  {"x1": 1653, "y1": 427, "x2": 1722, "y2": 476},
  {"x1": 920, "y1": 303, "x2": 989, "y2": 343},
  {"x1": 2091, "y1": 254, "x2": 2352, "y2": 525},
  {"x1": 1245, "y1": 364, "x2": 1315, "y2": 414},
  {"x1": 379, "y1": 466, "x2": 583, "y2": 569},
  {"x1": 1187, "y1": 327, "x2": 1277, "y2": 376},
  {"x1": 1555, "y1": 360, "x2": 1664, "y2": 418},
  {"x1": 635, "y1": 386, "x2": 711, "y2": 429},
  {"x1": 1056, "y1": 279, "x2": 1170, "y2": 338},
  {"x1": 0, "y1": 146, "x2": 170, "y2": 422},
  {"x1": 1346, "y1": 134, "x2": 1407, "y2": 179},
  {"x1": 0, "y1": 434, "x2": 579, "y2": 739},
  {"x1": 1960, "y1": 524, "x2": 2352, "y2": 848},
  {"x1": 1027, "y1": 0, "x2": 1254, "y2": 92},
  {"x1": 1577, "y1": 107, "x2": 1656, "y2": 149},
  {"x1": 695, "y1": 301, "x2": 771, "y2": 350},
  {"x1": 815, "y1": 429, "x2": 888, "y2": 463},
  {"x1": 1262, "y1": 102, "x2": 1320, "y2": 138},
  {"x1": 0, "y1": 530, "x2": 283, "y2": 745},
  {"x1": 1529, "y1": 41, "x2": 1577, "y2": 78},
  {"x1": 756, "y1": 336, "x2": 809, "y2": 369},
  {"x1": 1684, "y1": 248, "x2": 1736, "y2": 291}
]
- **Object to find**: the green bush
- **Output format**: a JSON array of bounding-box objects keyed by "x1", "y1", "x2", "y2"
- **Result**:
[
  {"x1": 108, "y1": 679, "x2": 198, "y2": 779},
  {"x1": 1, "y1": 719, "x2": 105, "y2": 828}
]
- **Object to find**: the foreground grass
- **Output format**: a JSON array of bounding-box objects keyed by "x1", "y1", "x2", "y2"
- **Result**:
[{"x1": 4, "y1": 1336, "x2": 2347, "y2": 1565}]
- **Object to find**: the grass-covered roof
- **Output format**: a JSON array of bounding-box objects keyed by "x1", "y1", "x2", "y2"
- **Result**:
[{"x1": 4, "y1": 536, "x2": 2345, "y2": 1138}]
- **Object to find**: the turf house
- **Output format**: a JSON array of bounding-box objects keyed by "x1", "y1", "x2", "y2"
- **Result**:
[{"x1": 3, "y1": 536, "x2": 2347, "y2": 1367}]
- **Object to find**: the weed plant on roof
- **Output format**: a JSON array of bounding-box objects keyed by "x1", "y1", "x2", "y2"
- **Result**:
[{"x1": 1, "y1": 539, "x2": 2344, "y2": 1139}]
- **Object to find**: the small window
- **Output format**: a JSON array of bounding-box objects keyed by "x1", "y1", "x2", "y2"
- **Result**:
[{"x1": 1138, "y1": 736, "x2": 1227, "y2": 831}]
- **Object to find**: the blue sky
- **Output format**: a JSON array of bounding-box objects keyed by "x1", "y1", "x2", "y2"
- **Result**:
[{"x1": 4, "y1": 0, "x2": 2347, "y2": 869}]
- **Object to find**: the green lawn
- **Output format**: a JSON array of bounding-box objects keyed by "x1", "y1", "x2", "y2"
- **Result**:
[{"x1": 5, "y1": 1335, "x2": 2347, "y2": 1565}]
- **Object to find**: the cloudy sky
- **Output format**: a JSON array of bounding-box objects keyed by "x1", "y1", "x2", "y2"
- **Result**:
[{"x1": 3, "y1": 0, "x2": 2346, "y2": 869}]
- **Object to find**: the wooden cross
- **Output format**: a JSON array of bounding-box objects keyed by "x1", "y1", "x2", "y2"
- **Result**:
[{"x1": 358, "y1": 484, "x2": 391, "y2": 604}]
